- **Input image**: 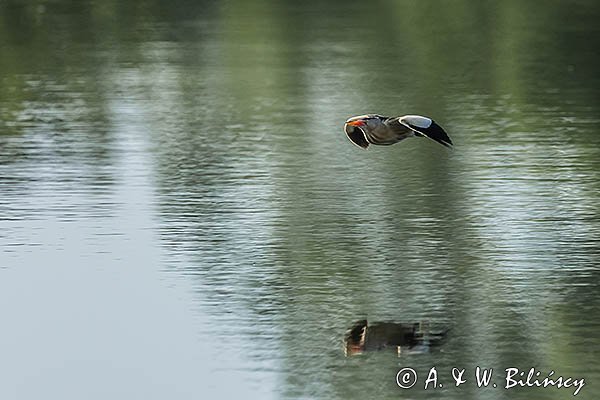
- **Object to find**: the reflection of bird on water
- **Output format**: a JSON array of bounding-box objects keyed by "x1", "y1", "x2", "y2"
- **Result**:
[
  {"x1": 344, "y1": 319, "x2": 449, "y2": 356},
  {"x1": 344, "y1": 114, "x2": 453, "y2": 149}
]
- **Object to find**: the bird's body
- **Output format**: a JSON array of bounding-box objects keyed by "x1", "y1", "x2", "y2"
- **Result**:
[
  {"x1": 343, "y1": 319, "x2": 449, "y2": 356},
  {"x1": 344, "y1": 114, "x2": 452, "y2": 149}
]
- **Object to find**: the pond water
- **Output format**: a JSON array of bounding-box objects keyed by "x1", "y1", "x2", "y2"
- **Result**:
[{"x1": 1, "y1": 1, "x2": 599, "y2": 399}]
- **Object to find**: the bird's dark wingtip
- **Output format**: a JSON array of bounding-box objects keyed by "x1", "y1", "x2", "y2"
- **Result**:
[{"x1": 425, "y1": 121, "x2": 453, "y2": 148}]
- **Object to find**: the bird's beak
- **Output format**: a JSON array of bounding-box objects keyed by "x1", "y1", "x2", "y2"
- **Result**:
[{"x1": 346, "y1": 120, "x2": 365, "y2": 127}]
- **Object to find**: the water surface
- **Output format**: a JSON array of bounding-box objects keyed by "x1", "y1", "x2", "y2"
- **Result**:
[{"x1": 1, "y1": 1, "x2": 599, "y2": 399}]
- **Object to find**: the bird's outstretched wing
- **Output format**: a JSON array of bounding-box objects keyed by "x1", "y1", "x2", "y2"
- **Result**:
[
  {"x1": 397, "y1": 115, "x2": 453, "y2": 148},
  {"x1": 345, "y1": 125, "x2": 370, "y2": 149}
]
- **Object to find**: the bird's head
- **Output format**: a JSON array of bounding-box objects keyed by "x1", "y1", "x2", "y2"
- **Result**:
[
  {"x1": 345, "y1": 117, "x2": 367, "y2": 128},
  {"x1": 344, "y1": 319, "x2": 368, "y2": 356}
]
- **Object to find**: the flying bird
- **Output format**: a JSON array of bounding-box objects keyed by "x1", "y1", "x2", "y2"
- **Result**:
[{"x1": 344, "y1": 114, "x2": 453, "y2": 149}]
